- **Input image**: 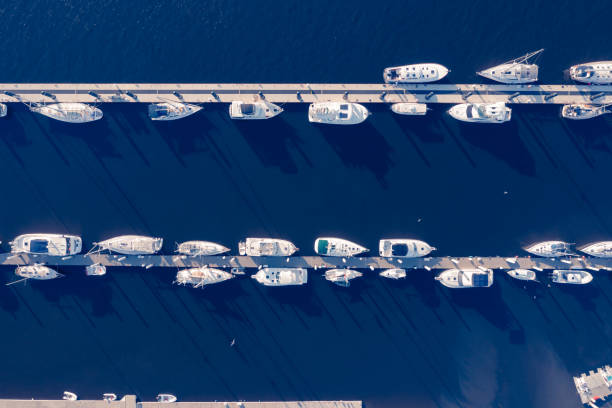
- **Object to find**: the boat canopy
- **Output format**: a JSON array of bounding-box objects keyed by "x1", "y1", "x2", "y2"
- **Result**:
[
  {"x1": 241, "y1": 104, "x2": 255, "y2": 115},
  {"x1": 317, "y1": 239, "x2": 329, "y2": 254},
  {"x1": 472, "y1": 273, "x2": 489, "y2": 287},
  {"x1": 391, "y1": 243, "x2": 408, "y2": 257},
  {"x1": 30, "y1": 239, "x2": 49, "y2": 253}
]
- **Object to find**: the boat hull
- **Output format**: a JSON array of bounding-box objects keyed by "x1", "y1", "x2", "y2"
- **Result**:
[
  {"x1": 252, "y1": 268, "x2": 308, "y2": 286},
  {"x1": 390, "y1": 103, "x2": 427, "y2": 115},
  {"x1": 96, "y1": 235, "x2": 163, "y2": 255},
  {"x1": 308, "y1": 102, "x2": 369, "y2": 125},
  {"x1": 383, "y1": 63, "x2": 449, "y2": 83}
]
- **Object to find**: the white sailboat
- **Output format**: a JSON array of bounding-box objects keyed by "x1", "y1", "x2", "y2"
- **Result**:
[
  {"x1": 570, "y1": 61, "x2": 612, "y2": 84},
  {"x1": 0, "y1": 103, "x2": 7, "y2": 117},
  {"x1": 7, "y1": 264, "x2": 63, "y2": 285},
  {"x1": 175, "y1": 267, "x2": 233, "y2": 288},
  {"x1": 379, "y1": 268, "x2": 406, "y2": 279},
  {"x1": 148, "y1": 102, "x2": 202, "y2": 120},
  {"x1": 325, "y1": 269, "x2": 363, "y2": 287},
  {"x1": 390, "y1": 103, "x2": 428, "y2": 116},
  {"x1": 94, "y1": 235, "x2": 163, "y2": 255},
  {"x1": 379, "y1": 239, "x2": 435, "y2": 258},
  {"x1": 551, "y1": 270, "x2": 593, "y2": 285},
  {"x1": 308, "y1": 102, "x2": 369, "y2": 125},
  {"x1": 229, "y1": 100, "x2": 283, "y2": 119},
  {"x1": 448, "y1": 102, "x2": 511, "y2": 123},
  {"x1": 251, "y1": 268, "x2": 308, "y2": 286},
  {"x1": 561, "y1": 104, "x2": 610, "y2": 120},
  {"x1": 176, "y1": 241, "x2": 229, "y2": 256},
  {"x1": 314, "y1": 237, "x2": 368, "y2": 257},
  {"x1": 31, "y1": 103, "x2": 103, "y2": 123},
  {"x1": 523, "y1": 241, "x2": 573, "y2": 257},
  {"x1": 238, "y1": 238, "x2": 298, "y2": 256},
  {"x1": 383, "y1": 63, "x2": 449, "y2": 83},
  {"x1": 10, "y1": 233, "x2": 82, "y2": 256},
  {"x1": 507, "y1": 268, "x2": 537, "y2": 281},
  {"x1": 477, "y1": 49, "x2": 544, "y2": 84},
  {"x1": 579, "y1": 241, "x2": 612, "y2": 258},
  {"x1": 435, "y1": 268, "x2": 494, "y2": 288}
]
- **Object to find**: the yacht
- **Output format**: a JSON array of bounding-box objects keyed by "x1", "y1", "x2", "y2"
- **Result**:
[
  {"x1": 448, "y1": 102, "x2": 511, "y2": 123},
  {"x1": 601, "y1": 366, "x2": 612, "y2": 388},
  {"x1": 477, "y1": 49, "x2": 544, "y2": 84},
  {"x1": 176, "y1": 241, "x2": 229, "y2": 256},
  {"x1": 102, "y1": 394, "x2": 117, "y2": 402},
  {"x1": 308, "y1": 102, "x2": 369, "y2": 125},
  {"x1": 156, "y1": 394, "x2": 177, "y2": 403},
  {"x1": 10, "y1": 233, "x2": 82, "y2": 256},
  {"x1": 325, "y1": 269, "x2": 363, "y2": 287},
  {"x1": 561, "y1": 104, "x2": 610, "y2": 120},
  {"x1": 229, "y1": 100, "x2": 283, "y2": 119},
  {"x1": 552, "y1": 269, "x2": 593, "y2": 285},
  {"x1": 94, "y1": 235, "x2": 163, "y2": 255},
  {"x1": 238, "y1": 238, "x2": 298, "y2": 256},
  {"x1": 579, "y1": 241, "x2": 612, "y2": 258},
  {"x1": 31, "y1": 103, "x2": 103, "y2": 123},
  {"x1": 15, "y1": 265, "x2": 62, "y2": 280},
  {"x1": 314, "y1": 237, "x2": 368, "y2": 257},
  {"x1": 175, "y1": 267, "x2": 233, "y2": 288},
  {"x1": 435, "y1": 268, "x2": 494, "y2": 288},
  {"x1": 0, "y1": 103, "x2": 6, "y2": 117},
  {"x1": 379, "y1": 239, "x2": 435, "y2": 258},
  {"x1": 383, "y1": 63, "x2": 449, "y2": 83},
  {"x1": 524, "y1": 241, "x2": 573, "y2": 257},
  {"x1": 569, "y1": 61, "x2": 612, "y2": 84},
  {"x1": 390, "y1": 103, "x2": 428, "y2": 116},
  {"x1": 63, "y1": 392, "x2": 78, "y2": 401},
  {"x1": 86, "y1": 263, "x2": 107, "y2": 276},
  {"x1": 507, "y1": 268, "x2": 537, "y2": 281},
  {"x1": 379, "y1": 268, "x2": 406, "y2": 279},
  {"x1": 251, "y1": 268, "x2": 308, "y2": 286},
  {"x1": 148, "y1": 102, "x2": 202, "y2": 120}
]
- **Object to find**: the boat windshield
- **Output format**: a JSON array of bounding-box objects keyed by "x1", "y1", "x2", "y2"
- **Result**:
[
  {"x1": 472, "y1": 273, "x2": 489, "y2": 287},
  {"x1": 391, "y1": 243, "x2": 408, "y2": 256},
  {"x1": 241, "y1": 104, "x2": 256, "y2": 115},
  {"x1": 29, "y1": 239, "x2": 49, "y2": 253}
]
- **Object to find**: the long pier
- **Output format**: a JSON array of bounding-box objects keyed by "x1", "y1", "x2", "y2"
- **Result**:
[
  {"x1": 1, "y1": 253, "x2": 611, "y2": 272},
  {"x1": 1, "y1": 83, "x2": 612, "y2": 104}
]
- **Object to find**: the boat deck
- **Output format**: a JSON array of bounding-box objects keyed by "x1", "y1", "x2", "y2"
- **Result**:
[{"x1": 573, "y1": 365, "x2": 612, "y2": 405}]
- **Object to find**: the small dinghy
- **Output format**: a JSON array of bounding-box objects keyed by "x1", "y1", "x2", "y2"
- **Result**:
[
  {"x1": 379, "y1": 268, "x2": 406, "y2": 279},
  {"x1": 63, "y1": 391, "x2": 78, "y2": 401},
  {"x1": 390, "y1": 103, "x2": 428, "y2": 116},
  {"x1": 156, "y1": 394, "x2": 177, "y2": 403},
  {"x1": 507, "y1": 268, "x2": 537, "y2": 281},
  {"x1": 325, "y1": 269, "x2": 362, "y2": 287},
  {"x1": 86, "y1": 263, "x2": 107, "y2": 276},
  {"x1": 102, "y1": 393, "x2": 117, "y2": 402}
]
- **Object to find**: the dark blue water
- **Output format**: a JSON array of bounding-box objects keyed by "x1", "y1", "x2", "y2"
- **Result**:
[{"x1": 1, "y1": 1, "x2": 612, "y2": 407}]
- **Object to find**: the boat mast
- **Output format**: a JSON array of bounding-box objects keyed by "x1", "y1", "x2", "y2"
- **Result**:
[{"x1": 511, "y1": 48, "x2": 545, "y2": 65}]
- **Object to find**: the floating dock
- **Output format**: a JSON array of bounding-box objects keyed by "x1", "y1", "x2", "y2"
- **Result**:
[
  {"x1": 1, "y1": 253, "x2": 611, "y2": 271},
  {"x1": 573, "y1": 365, "x2": 612, "y2": 405},
  {"x1": 0, "y1": 396, "x2": 362, "y2": 408},
  {"x1": 1, "y1": 83, "x2": 611, "y2": 104}
]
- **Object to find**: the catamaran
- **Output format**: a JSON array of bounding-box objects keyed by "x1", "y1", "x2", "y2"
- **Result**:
[
  {"x1": 176, "y1": 241, "x2": 229, "y2": 256},
  {"x1": 448, "y1": 102, "x2": 512, "y2": 123},
  {"x1": 308, "y1": 102, "x2": 369, "y2": 125},
  {"x1": 251, "y1": 268, "x2": 308, "y2": 286},
  {"x1": 148, "y1": 102, "x2": 202, "y2": 120},
  {"x1": 30, "y1": 103, "x2": 103, "y2": 123},
  {"x1": 390, "y1": 103, "x2": 428, "y2": 116},
  {"x1": 10, "y1": 233, "x2": 82, "y2": 256},
  {"x1": 561, "y1": 104, "x2": 610, "y2": 120},
  {"x1": 93, "y1": 235, "x2": 163, "y2": 255},
  {"x1": 552, "y1": 269, "x2": 593, "y2": 285},
  {"x1": 229, "y1": 100, "x2": 283, "y2": 119},
  {"x1": 435, "y1": 268, "x2": 494, "y2": 288},
  {"x1": 523, "y1": 241, "x2": 573, "y2": 257},
  {"x1": 314, "y1": 237, "x2": 368, "y2": 257},
  {"x1": 379, "y1": 239, "x2": 435, "y2": 258},
  {"x1": 477, "y1": 49, "x2": 544, "y2": 84},
  {"x1": 238, "y1": 238, "x2": 298, "y2": 256},
  {"x1": 569, "y1": 61, "x2": 612, "y2": 84},
  {"x1": 383, "y1": 63, "x2": 449, "y2": 83},
  {"x1": 579, "y1": 241, "x2": 612, "y2": 258},
  {"x1": 175, "y1": 267, "x2": 233, "y2": 288},
  {"x1": 325, "y1": 268, "x2": 363, "y2": 287}
]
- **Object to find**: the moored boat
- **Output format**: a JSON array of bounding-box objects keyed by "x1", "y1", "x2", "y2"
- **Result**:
[
  {"x1": 579, "y1": 241, "x2": 612, "y2": 258},
  {"x1": 435, "y1": 268, "x2": 494, "y2": 288},
  {"x1": 308, "y1": 102, "x2": 369, "y2": 125},
  {"x1": 10, "y1": 233, "x2": 82, "y2": 256},
  {"x1": 86, "y1": 263, "x2": 107, "y2": 276},
  {"x1": 15, "y1": 264, "x2": 62, "y2": 280},
  {"x1": 477, "y1": 49, "x2": 544, "y2": 84},
  {"x1": 379, "y1": 268, "x2": 406, "y2": 279},
  {"x1": 148, "y1": 102, "x2": 202, "y2": 120},
  {"x1": 379, "y1": 239, "x2": 435, "y2": 258},
  {"x1": 31, "y1": 103, "x2": 103, "y2": 123},
  {"x1": 63, "y1": 392, "x2": 78, "y2": 401},
  {"x1": 383, "y1": 63, "x2": 449, "y2": 83},
  {"x1": 561, "y1": 104, "x2": 610, "y2": 120},
  {"x1": 325, "y1": 268, "x2": 363, "y2": 287},
  {"x1": 94, "y1": 235, "x2": 163, "y2": 255},
  {"x1": 156, "y1": 394, "x2": 177, "y2": 403},
  {"x1": 176, "y1": 241, "x2": 229, "y2": 256},
  {"x1": 507, "y1": 268, "x2": 537, "y2": 281},
  {"x1": 523, "y1": 241, "x2": 573, "y2": 257},
  {"x1": 0, "y1": 103, "x2": 6, "y2": 117},
  {"x1": 252, "y1": 268, "x2": 308, "y2": 286},
  {"x1": 551, "y1": 269, "x2": 593, "y2": 285},
  {"x1": 229, "y1": 100, "x2": 283, "y2": 119},
  {"x1": 448, "y1": 102, "x2": 511, "y2": 123},
  {"x1": 314, "y1": 237, "x2": 368, "y2": 257},
  {"x1": 238, "y1": 238, "x2": 298, "y2": 256},
  {"x1": 390, "y1": 103, "x2": 428, "y2": 116},
  {"x1": 102, "y1": 394, "x2": 117, "y2": 402},
  {"x1": 175, "y1": 267, "x2": 233, "y2": 288},
  {"x1": 569, "y1": 61, "x2": 612, "y2": 84}
]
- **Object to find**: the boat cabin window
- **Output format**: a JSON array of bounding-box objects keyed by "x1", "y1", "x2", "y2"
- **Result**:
[
  {"x1": 466, "y1": 105, "x2": 473, "y2": 118},
  {"x1": 340, "y1": 104, "x2": 348, "y2": 110},
  {"x1": 472, "y1": 274, "x2": 489, "y2": 287},
  {"x1": 391, "y1": 244, "x2": 408, "y2": 256},
  {"x1": 338, "y1": 112, "x2": 348, "y2": 119},
  {"x1": 241, "y1": 104, "x2": 256, "y2": 115},
  {"x1": 29, "y1": 239, "x2": 49, "y2": 253}
]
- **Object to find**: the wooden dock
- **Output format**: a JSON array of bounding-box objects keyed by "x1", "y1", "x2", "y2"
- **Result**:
[{"x1": 1, "y1": 83, "x2": 611, "y2": 104}]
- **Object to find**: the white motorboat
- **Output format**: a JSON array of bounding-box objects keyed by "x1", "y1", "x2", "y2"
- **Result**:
[
  {"x1": 156, "y1": 394, "x2": 177, "y2": 403},
  {"x1": 308, "y1": 102, "x2": 369, "y2": 125},
  {"x1": 175, "y1": 267, "x2": 233, "y2": 288},
  {"x1": 86, "y1": 263, "x2": 107, "y2": 276},
  {"x1": 251, "y1": 268, "x2": 308, "y2": 286},
  {"x1": 524, "y1": 241, "x2": 573, "y2": 257},
  {"x1": 390, "y1": 103, "x2": 428, "y2": 116},
  {"x1": 314, "y1": 237, "x2": 368, "y2": 257},
  {"x1": 176, "y1": 241, "x2": 229, "y2": 256},
  {"x1": 561, "y1": 104, "x2": 610, "y2": 120},
  {"x1": 10, "y1": 233, "x2": 82, "y2": 256},
  {"x1": 325, "y1": 269, "x2": 363, "y2": 287},
  {"x1": 379, "y1": 239, "x2": 435, "y2": 258},
  {"x1": 0, "y1": 103, "x2": 6, "y2": 117},
  {"x1": 448, "y1": 102, "x2": 511, "y2": 123},
  {"x1": 31, "y1": 103, "x2": 103, "y2": 123},
  {"x1": 238, "y1": 238, "x2": 298, "y2": 256},
  {"x1": 507, "y1": 268, "x2": 537, "y2": 281},
  {"x1": 229, "y1": 100, "x2": 283, "y2": 119},
  {"x1": 94, "y1": 235, "x2": 163, "y2": 255},
  {"x1": 383, "y1": 63, "x2": 449, "y2": 83},
  {"x1": 15, "y1": 265, "x2": 62, "y2": 280},
  {"x1": 477, "y1": 49, "x2": 544, "y2": 84},
  {"x1": 552, "y1": 269, "x2": 593, "y2": 285},
  {"x1": 435, "y1": 268, "x2": 494, "y2": 288},
  {"x1": 379, "y1": 268, "x2": 406, "y2": 279},
  {"x1": 570, "y1": 61, "x2": 612, "y2": 84},
  {"x1": 148, "y1": 102, "x2": 202, "y2": 120},
  {"x1": 102, "y1": 393, "x2": 117, "y2": 402},
  {"x1": 63, "y1": 391, "x2": 78, "y2": 401},
  {"x1": 579, "y1": 241, "x2": 612, "y2": 258}
]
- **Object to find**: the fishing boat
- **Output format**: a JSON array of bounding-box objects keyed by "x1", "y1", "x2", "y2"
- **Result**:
[
  {"x1": 102, "y1": 394, "x2": 117, "y2": 402},
  {"x1": 314, "y1": 237, "x2": 368, "y2": 257},
  {"x1": 86, "y1": 263, "x2": 107, "y2": 276},
  {"x1": 561, "y1": 104, "x2": 610, "y2": 120},
  {"x1": 251, "y1": 268, "x2": 308, "y2": 286},
  {"x1": 379, "y1": 239, "x2": 435, "y2": 258},
  {"x1": 551, "y1": 269, "x2": 593, "y2": 285},
  {"x1": 63, "y1": 391, "x2": 78, "y2": 401},
  {"x1": 14, "y1": 265, "x2": 62, "y2": 281},
  {"x1": 569, "y1": 61, "x2": 612, "y2": 84},
  {"x1": 383, "y1": 63, "x2": 449, "y2": 83},
  {"x1": 507, "y1": 268, "x2": 537, "y2": 281},
  {"x1": 379, "y1": 268, "x2": 406, "y2": 279},
  {"x1": 308, "y1": 102, "x2": 369, "y2": 125},
  {"x1": 435, "y1": 268, "x2": 494, "y2": 288},
  {"x1": 10, "y1": 233, "x2": 82, "y2": 256},
  {"x1": 175, "y1": 267, "x2": 233, "y2": 288},
  {"x1": 176, "y1": 241, "x2": 229, "y2": 256},
  {"x1": 148, "y1": 102, "x2": 202, "y2": 120},
  {"x1": 238, "y1": 238, "x2": 298, "y2": 256},
  {"x1": 390, "y1": 103, "x2": 428, "y2": 116},
  {"x1": 94, "y1": 235, "x2": 163, "y2": 255},
  {"x1": 448, "y1": 102, "x2": 511, "y2": 123},
  {"x1": 156, "y1": 394, "x2": 177, "y2": 403},
  {"x1": 31, "y1": 103, "x2": 103, "y2": 123},
  {"x1": 0, "y1": 103, "x2": 6, "y2": 117},
  {"x1": 524, "y1": 241, "x2": 573, "y2": 257},
  {"x1": 229, "y1": 100, "x2": 283, "y2": 119},
  {"x1": 579, "y1": 241, "x2": 612, "y2": 258},
  {"x1": 325, "y1": 269, "x2": 363, "y2": 287},
  {"x1": 477, "y1": 49, "x2": 544, "y2": 84}
]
